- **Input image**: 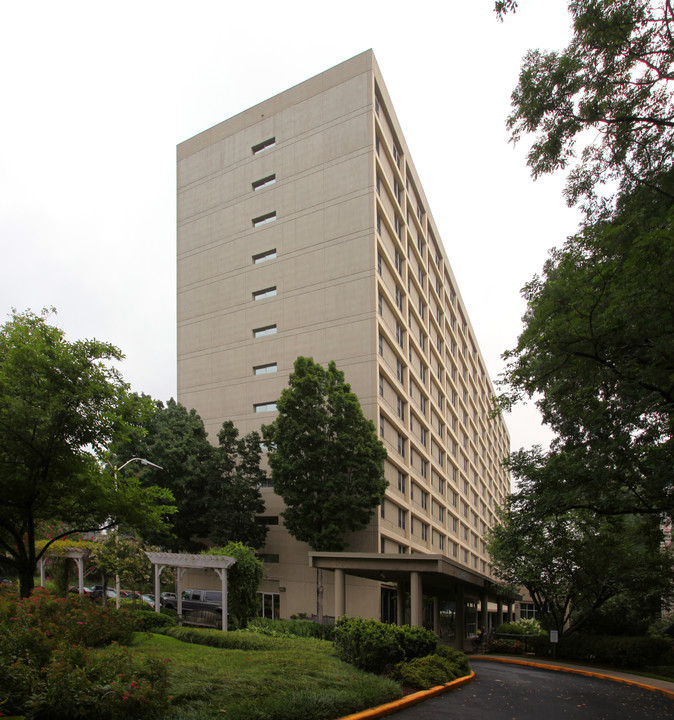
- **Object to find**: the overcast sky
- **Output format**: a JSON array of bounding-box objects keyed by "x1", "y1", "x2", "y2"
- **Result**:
[{"x1": 0, "y1": 0, "x2": 581, "y2": 452}]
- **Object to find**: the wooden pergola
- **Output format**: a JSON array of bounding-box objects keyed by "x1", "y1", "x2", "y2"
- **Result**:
[
  {"x1": 144, "y1": 551, "x2": 237, "y2": 632},
  {"x1": 38, "y1": 547, "x2": 90, "y2": 593}
]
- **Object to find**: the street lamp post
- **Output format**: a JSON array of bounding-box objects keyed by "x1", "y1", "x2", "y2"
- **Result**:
[{"x1": 105, "y1": 457, "x2": 164, "y2": 608}]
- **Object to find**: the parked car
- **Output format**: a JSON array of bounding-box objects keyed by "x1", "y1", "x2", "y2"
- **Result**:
[
  {"x1": 161, "y1": 589, "x2": 223, "y2": 614},
  {"x1": 141, "y1": 594, "x2": 155, "y2": 607},
  {"x1": 89, "y1": 587, "x2": 117, "y2": 601},
  {"x1": 160, "y1": 592, "x2": 176, "y2": 607}
]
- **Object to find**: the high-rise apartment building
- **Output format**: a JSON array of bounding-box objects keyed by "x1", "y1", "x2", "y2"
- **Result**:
[{"x1": 177, "y1": 50, "x2": 511, "y2": 641}]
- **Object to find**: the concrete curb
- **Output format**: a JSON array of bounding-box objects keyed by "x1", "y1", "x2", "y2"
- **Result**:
[
  {"x1": 337, "y1": 671, "x2": 475, "y2": 720},
  {"x1": 473, "y1": 655, "x2": 674, "y2": 701}
]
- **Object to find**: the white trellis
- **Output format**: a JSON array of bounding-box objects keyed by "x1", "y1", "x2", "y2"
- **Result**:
[
  {"x1": 144, "y1": 551, "x2": 236, "y2": 632},
  {"x1": 38, "y1": 547, "x2": 90, "y2": 593}
]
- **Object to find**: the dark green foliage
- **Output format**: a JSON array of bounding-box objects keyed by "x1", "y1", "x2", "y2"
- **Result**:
[
  {"x1": 262, "y1": 357, "x2": 388, "y2": 553},
  {"x1": 246, "y1": 617, "x2": 335, "y2": 640},
  {"x1": 433, "y1": 645, "x2": 471, "y2": 676},
  {"x1": 486, "y1": 637, "x2": 526, "y2": 655},
  {"x1": 0, "y1": 589, "x2": 169, "y2": 718},
  {"x1": 131, "y1": 609, "x2": 177, "y2": 631},
  {"x1": 530, "y1": 634, "x2": 674, "y2": 670},
  {"x1": 0, "y1": 309, "x2": 174, "y2": 597},
  {"x1": 158, "y1": 625, "x2": 295, "y2": 651},
  {"x1": 390, "y1": 654, "x2": 464, "y2": 690},
  {"x1": 505, "y1": 0, "x2": 674, "y2": 215},
  {"x1": 202, "y1": 542, "x2": 264, "y2": 628},
  {"x1": 111, "y1": 399, "x2": 268, "y2": 551},
  {"x1": 333, "y1": 617, "x2": 437, "y2": 674}
]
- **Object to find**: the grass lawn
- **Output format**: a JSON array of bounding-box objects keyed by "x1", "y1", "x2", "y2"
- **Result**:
[{"x1": 124, "y1": 631, "x2": 401, "y2": 720}]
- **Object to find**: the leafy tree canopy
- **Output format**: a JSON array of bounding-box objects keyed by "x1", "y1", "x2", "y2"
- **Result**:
[
  {"x1": 111, "y1": 398, "x2": 267, "y2": 551},
  {"x1": 505, "y1": 0, "x2": 674, "y2": 216},
  {"x1": 262, "y1": 357, "x2": 388, "y2": 552},
  {"x1": 498, "y1": 173, "x2": 674, "y2": 519},
  {"x1": 487, "y1": 505, "x2": 673, "y2": 635},
  {"x1": 0, "y1": 309, "x2": 175, "y2": 596}
]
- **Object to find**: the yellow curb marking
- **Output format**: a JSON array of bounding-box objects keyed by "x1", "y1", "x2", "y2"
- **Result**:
[
  {"x1": 337, "y1": 671, "x2": 475, "y2": 720},
  {"x1": 473, "y1": 655, "x2": 674, "y2": 701}
]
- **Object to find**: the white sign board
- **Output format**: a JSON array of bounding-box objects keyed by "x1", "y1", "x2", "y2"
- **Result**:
[{"x1": 550, "y1": 630, "x2": 559, "y2": 643}]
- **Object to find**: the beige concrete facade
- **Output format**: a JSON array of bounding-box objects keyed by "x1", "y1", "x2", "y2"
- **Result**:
[{"x1": 177, "y1": 50, "x2": 511, "y2": 628}]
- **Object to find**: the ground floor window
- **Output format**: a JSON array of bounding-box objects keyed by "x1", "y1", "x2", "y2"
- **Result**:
[
  {"x1": 259, "y1": 592, "x2": 280, "y2": 619},
  {"x1": 519, "y1": 602, "x2": 537, "y2": 619},
  {"x1": 380, "y1": 587, "x2": 397, "y2": 624}
]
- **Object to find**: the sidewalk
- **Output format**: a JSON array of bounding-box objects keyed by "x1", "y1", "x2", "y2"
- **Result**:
[{"x1": 471, "y1": 653, "x2": 674, "y2": 698}]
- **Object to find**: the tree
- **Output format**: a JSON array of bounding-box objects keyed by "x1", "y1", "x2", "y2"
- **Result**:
[
  {"x1": 487, "y1": 505, "x2": 673, "y2": 635},
  {"x1": 498, "y1": 173, "x2": 674, "y2": 519},
  {"x1": 202, "y1": 542, "x2": 264, "y2": 628},
  {"x1": 262, "y1": 357, "x2": 388, "y2": 622},
  {"x1": 111, "y1": 399, "x2": 267, "y2": 551},
  {"x1": 90, "y1": 533, "x2": 154, "y2": 605},
  {"x1": 504, "y1": 0, "x2": 674, "y2": 215},
  {"x1": 0, "y1": 309, "x2": 175, "y2": 597}
]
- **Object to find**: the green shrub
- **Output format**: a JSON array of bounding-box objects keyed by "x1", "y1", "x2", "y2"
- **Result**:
[
  {"x1": 556, "y1": 634, "x2": 674, "y2": 669},
  {"x1": 389, "y1": 654, "x2": 461, "y2": 690},
  {"x1": 333, "y1": 617, "x2": 437, "y2": 674},
  {"x1": 246, "y1": 617, "x2": 334, "y2": 640},
  {"x1": 131, "y1": 609, "x2": 177, "y2": 631},
  {"x1": 334, "y1": 617, "x2": 405, "y2": 673},
  {"x1": 497, "y1": 618, "x2": 545, "y2": 636},
  {"x1": 158, "y1": 625, "x2": 292, "y2": 651},
  {"x1": 487, "y1": 637, "x2": 526, "y2": 654},
  {"x1": 434, "y1": 645, "x2": 471, "y2": 676}
]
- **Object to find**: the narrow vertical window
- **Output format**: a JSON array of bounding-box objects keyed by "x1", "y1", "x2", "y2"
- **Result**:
[{"x1": 252, "y1": 174, "x2": 276, "y2": 190}]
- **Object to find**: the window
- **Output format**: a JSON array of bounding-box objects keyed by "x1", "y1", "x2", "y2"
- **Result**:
[
  {"x1": 394, "y1": 215, "x2": 402, "y2": 240},
  {"x1": 254, "y1": 363, "x2": 277, "y2": 375},
  {"x1": 420, "y1": 364, "x2": 426, "y2": 383},
  {"x1": 253, "y1": 249, "x2": 276, "y2": 264},
  {"x1": 397, "y1": 471, "x2": 406, "y2": 493},
  {"x1": 421, "y1": 459, "x2": 427, "y2": 479},
  {"x1": 421, "y1": 523, "x2": 428, "y2": 541},
  {"x1": 438, "y1": 449, "x2": 444, "y2": 467},
  {"x1": 399, "y1": 544, "x2": 407, "y2": 554},
  {"x1": 420, "y1": 395, "x2": 427, "y2": 415},
  {"x1": 394, "y1": 179, "x2": 402, "y2": 205},
  {"x1": 396, "y1": 359, "x2": 404, "y2": 384},
  {"x1": 398, "y1": 507, "x2": 406, "y2": 529},
  {"x1": 421, "y1": 491, "x2": 428, "y2": 510},
  {"x1": 378, "y1": 293, "x2": 383, "y2": 315},
  {"x1": 397, "y1": 434, "x2": 406, "y2": 457},
  {"x1": 420, "y1": 427, "x2": 427, "y2": 446},
  {"x1": 375, "y1": 134, "x2": 380, "y2": 154},
  {"x1": 397, "y1": 395, "x2": 405, "y2": 421},
  {"x1": 379, "y1": 375, "x2": 384, "y2": 396},
  {"x1": 253, "y1": 325, "x2": 277, "y2": 338},
  {"x1": 379, "y1": 415, "x2": 385, "y2": 438},
  {"x1": 252, "y1": 211, "x2": 276, "y2": 227},
  {"x1": 395, "y1": 248, "x2": 402, "y2": 275},
  {"x1": 379, "y1": 333, "x2": 384, "y2": 356},
  {"x1": 254, "y1": 402, "x2": 277, "y2": 413},
  {"x1": 377, "y1": 251, "x2": 382, "y2": 275},
  {"x1": 252, "y1": 174, "x2": 276, "y2": 190},
  {"x1": 395, "y1": 287, "x2": 403, "y2": 311},
  {"x1": 396, "y1": 322, "x2": 403, "y2": 348},
  {"x1": 252, "y1": 137, "x2": 275, "y2": 154},
  {"x1": 376, "y1": 174, "x2": 381, "y2": 196},
  {"x1": 393, "y1": 144, "x2": 401, "y2": 169},
  {"x1": 380, "y1": 501, "x2": 385, "y2": 519},
  {"x1": 375, "y1": 96, "x2": 380, "y2": 116},
  {"x1": 253, "y1": 286, "x2": 277, "y2": 301},
  {"x1": 438, "y1": 534, "x2": 444, "y2": 551}
]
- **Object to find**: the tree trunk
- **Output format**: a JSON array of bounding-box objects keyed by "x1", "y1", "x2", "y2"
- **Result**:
[
  {"x1": 19, "y1": 568, "x2": 35, "y2": 599},
  {"x1": 316, "y1": 567, "x2": 324, "y2": 624}
]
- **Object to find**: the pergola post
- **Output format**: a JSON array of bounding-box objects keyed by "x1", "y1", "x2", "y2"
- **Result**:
[
  {"x1": 214, "y1": 567, "x2": 229, "y2": 631},
  {"x1": 334, "y1": 569, "x2": 345, "y2": 618}
]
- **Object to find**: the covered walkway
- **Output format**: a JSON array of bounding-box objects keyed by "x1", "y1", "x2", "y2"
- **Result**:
[{"x1": 310, "y1": 552, "x2": 515, "y2": 649}]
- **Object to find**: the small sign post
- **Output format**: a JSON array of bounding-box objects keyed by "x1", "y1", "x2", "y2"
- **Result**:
[{"x1": 550, "y1": 630, "x2": 559, "y2": 659}]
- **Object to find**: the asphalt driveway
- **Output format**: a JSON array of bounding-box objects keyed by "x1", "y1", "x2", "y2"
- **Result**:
[{"x1": 391, "y1": 659, "x2": 674, "y2": 719}]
